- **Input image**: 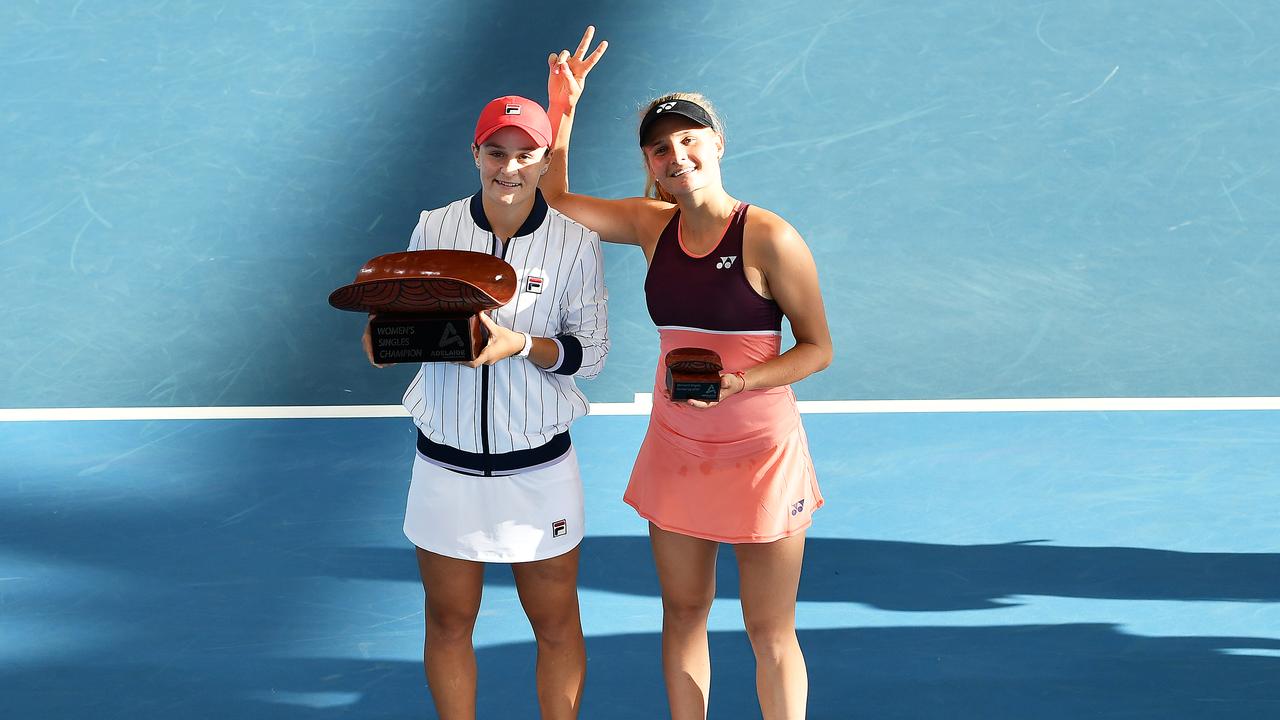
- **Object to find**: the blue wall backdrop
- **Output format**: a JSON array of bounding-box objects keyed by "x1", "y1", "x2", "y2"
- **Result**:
[{"x1": 2, "y1": 0, "x2": 1277, "y2": 408}]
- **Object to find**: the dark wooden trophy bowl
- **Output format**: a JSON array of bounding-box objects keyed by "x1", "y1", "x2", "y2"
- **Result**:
[
  {"x1": 330, "y1": 250, "x2": 517, "y2": 363},
  {"x1": 665, "y1": 347, "x2": 724, "y2": 401}
]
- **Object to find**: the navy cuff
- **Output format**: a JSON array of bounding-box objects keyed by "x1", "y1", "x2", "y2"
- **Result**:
[{"x1": 552, "y1": 334, "x2": 583, "y2": 375}]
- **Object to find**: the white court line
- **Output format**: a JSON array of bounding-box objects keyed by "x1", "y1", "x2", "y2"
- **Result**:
[
  {"x1": 795, "y1": 397, "x2": 1280, "y2": 414},
  {"x1": 2, "y1": 395, "x2": 1280, "y2": 422}
]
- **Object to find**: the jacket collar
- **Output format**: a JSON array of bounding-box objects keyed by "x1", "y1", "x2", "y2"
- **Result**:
[{"x1": 468, "y1": 188, "x2": 548, "y2": 238}]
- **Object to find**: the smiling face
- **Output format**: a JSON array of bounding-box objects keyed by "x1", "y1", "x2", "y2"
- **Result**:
[
  {"x1": 472, "y1": 126, "x2": 550, "y2": 207},
  {"x1": 642, "y1": 113, "x2": 724, "y2": 200}
]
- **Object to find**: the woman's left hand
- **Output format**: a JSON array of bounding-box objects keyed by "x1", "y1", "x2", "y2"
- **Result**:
[
  {"x1": 685, "y1": 370, "x2": 748, "y2": 409},
  {"x1": 464, "y1": 312, "x2": 526, "y2": 368}
]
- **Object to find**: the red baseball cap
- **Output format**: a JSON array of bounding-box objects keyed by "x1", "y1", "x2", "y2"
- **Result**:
[{"x1": 474, "y1": 95, "x2": 553, "y2": 147}]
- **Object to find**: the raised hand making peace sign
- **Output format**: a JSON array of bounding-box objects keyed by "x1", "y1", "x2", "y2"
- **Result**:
[{"x1": 547, "y1": 25, "x2": 608, "y2": 110}]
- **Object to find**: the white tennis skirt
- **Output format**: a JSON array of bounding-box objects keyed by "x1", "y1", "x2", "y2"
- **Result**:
[{"x1": 403, "y1": 448, "x2": 584, "y2": 563}]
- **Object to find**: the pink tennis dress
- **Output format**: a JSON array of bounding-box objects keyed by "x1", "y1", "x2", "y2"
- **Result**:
[{"x1": 623, "y1": 203, "x2": 822, "y2": 543}]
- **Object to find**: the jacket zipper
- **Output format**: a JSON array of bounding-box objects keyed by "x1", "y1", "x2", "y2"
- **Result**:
[{"x1": 479, "y1": 232, "x2": 516, "y2": 476}]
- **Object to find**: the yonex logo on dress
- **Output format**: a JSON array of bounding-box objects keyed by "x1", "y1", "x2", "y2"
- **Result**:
[
  {"x1": 504, "y1": 104, "x2": 521, "y2": 115},
  {"x1": 790, "y1": 499, "x2": 805, "y2": 516},
  {"x1": 438, "y1": 324, "x2": 464, "y2": 348},
  {"x1": 715, "y1": 256, "x2": 737, "y2": 269}
]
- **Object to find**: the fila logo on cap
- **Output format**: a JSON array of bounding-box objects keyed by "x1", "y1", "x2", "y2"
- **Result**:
[
  {"x1": 715, "y1": 255, "x2": 737, "y2": 270},
  {"x1": 504, "y1": 103, "x2": 522, "y2": 115}
]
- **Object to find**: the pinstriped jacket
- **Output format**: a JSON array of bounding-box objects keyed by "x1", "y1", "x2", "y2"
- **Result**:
[{"x1": 401, "y1": 190, "x2": 609, "y2": 476}]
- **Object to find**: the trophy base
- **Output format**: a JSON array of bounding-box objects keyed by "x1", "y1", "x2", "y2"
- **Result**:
[
  {"x1": 668, "y1": 373, "x2": 723, "y2": 401},
  {"x1": 369, "y1": 313, "x2": 485, "y2": 364}
]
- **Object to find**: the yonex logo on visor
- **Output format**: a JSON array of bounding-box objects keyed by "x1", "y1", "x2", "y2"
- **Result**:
[{"x1": 639, "y1": 98, "x2": 716, "y2": 145}]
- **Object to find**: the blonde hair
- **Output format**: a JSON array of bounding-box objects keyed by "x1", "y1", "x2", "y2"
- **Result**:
[{"x1": 640, "y1": 92, "x2": 726, "y2": 204}]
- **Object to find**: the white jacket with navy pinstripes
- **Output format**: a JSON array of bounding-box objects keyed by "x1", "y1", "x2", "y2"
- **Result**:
[{"x1": 400, "y1": 190, "x2": 609, "y2": 476}]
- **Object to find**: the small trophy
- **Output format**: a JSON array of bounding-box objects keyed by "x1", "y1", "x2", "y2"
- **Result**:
[
  {"x1": 329, "y1": 250, "x2": 517, "y2": 364},
  {"x1": 665, "y1": 348, "x2": 724, "y2": 401}
]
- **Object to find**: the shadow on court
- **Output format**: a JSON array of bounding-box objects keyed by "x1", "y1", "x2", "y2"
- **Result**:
[
  {"x1": 5, "y1": 494, "x2": 1278, "y2": 719},
  {"x1": 3, "y1": 624, "x2": 1278, "y2": 719},
  {"x1": 4, "y1": 418, "x2": 1278, "y2": 717},
  {"x1": 329, "y1": 536, "x2": 1280, "y2": 608}
]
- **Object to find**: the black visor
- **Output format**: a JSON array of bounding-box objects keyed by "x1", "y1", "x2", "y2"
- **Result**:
[{"x1": 638, "y1": 99, "x2": 715, "y2": 145}]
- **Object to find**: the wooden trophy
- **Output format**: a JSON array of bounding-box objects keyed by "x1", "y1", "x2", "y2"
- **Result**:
[
  {"x1": 664, "y1": 347, "x2": 724, "y2": 401},
  {"x1": 329, "y1": 250, "x2": 517, "y2": 364}
]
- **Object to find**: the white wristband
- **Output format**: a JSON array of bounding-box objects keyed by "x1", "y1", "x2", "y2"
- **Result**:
[{"x1": 516, "y1": 332, "x2": 533, "y2": 358}]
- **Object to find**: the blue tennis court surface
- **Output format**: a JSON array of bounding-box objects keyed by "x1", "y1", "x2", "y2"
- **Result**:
[
  {"x1": 3, "y1": 410, "x2": 1277, "y2": 718},
  {"x1": 4, "y1": 1, "x2": 1279, "y2": 717}
]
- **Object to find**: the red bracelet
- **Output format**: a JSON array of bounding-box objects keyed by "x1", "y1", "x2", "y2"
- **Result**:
[{"x1": 731, "y1": 370, "x2": 749, "y2": 392}]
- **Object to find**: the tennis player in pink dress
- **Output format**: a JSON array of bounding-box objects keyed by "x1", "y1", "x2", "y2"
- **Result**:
[{"x1": 540, "y1": 28, "x2": 834, "y2": 720}]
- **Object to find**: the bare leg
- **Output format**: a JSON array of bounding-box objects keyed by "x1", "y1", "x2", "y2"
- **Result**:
[
  {"x1": 649, "y1": 522, "x2": 720, "y2": 720},
  {"x1": 511, "y1": 545, "x2": 587, "y2": 720},
  {"x1": 735, "y1": 532, "x2": 808, "y2": 720},
  {"x1": 416, "y1": 547, "x2": 485, "y2": 720}
]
